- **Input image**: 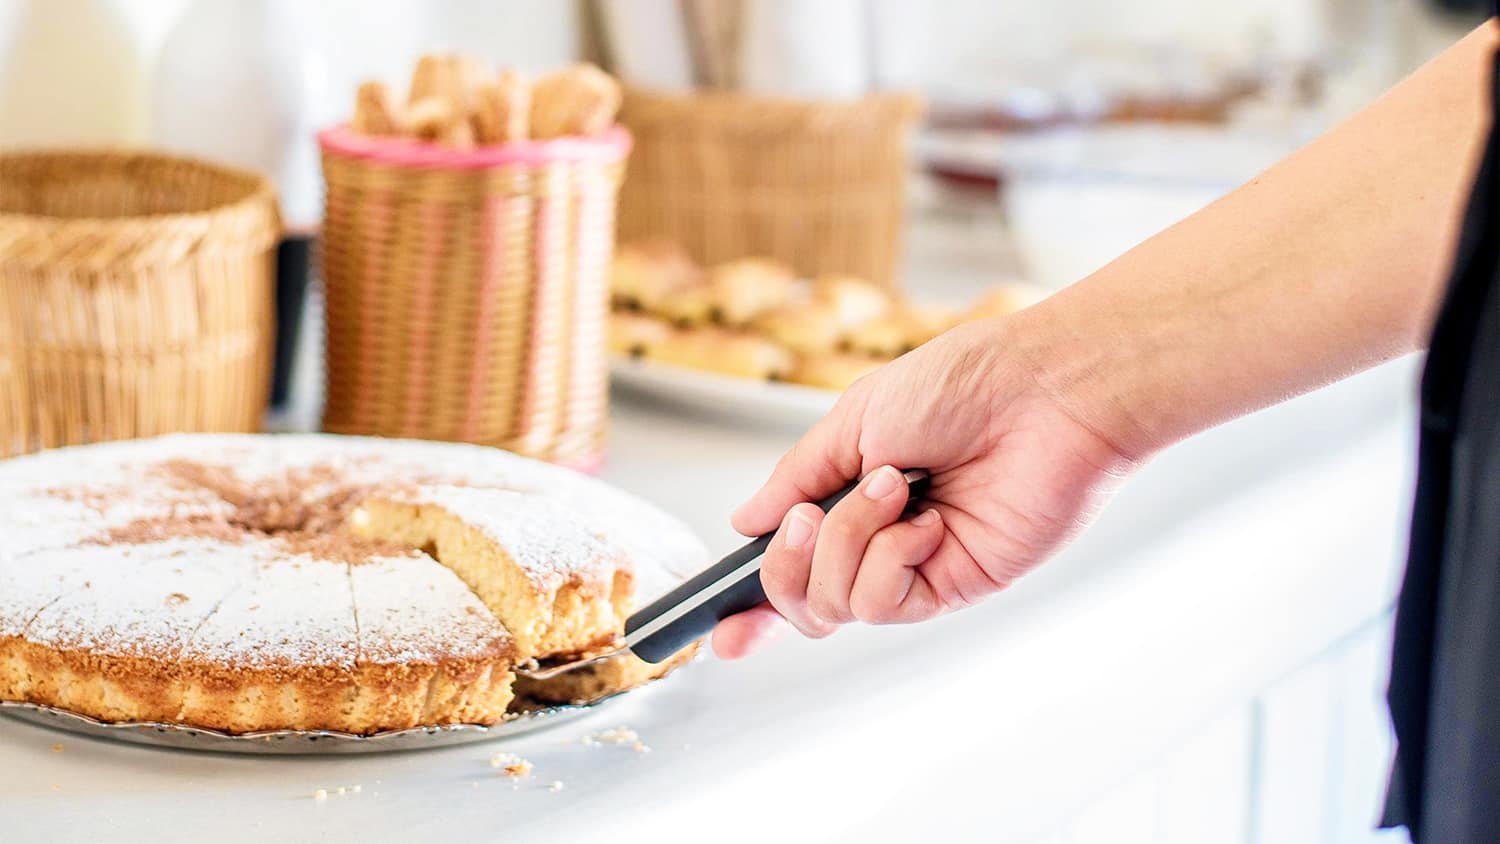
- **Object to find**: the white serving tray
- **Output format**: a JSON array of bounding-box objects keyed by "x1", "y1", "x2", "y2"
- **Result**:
[{"x1": 610, "y1": 357, "x2": 839, "y2": 429}]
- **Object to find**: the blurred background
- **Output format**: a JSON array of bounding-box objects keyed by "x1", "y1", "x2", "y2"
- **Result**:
[
  {"x1": 0, "y1": 0, "x2": 1485, "y2": 304},
  {"x1": 0, "y1": 0, "x2": 1484, "y2": 289},
  {"x1": 0, "y1": 1, "x2": 1490, "y2": 842}
]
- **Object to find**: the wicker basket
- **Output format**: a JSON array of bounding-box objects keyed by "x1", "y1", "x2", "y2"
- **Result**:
[
  {"x1": 617, "y1": 88, "x2": 922, "y2": 289},
  {"x1": 0, "y1": 151, "x2": 279, "y2": 458},
  {"x1": 317, "y1": 127, "x2": 630, "y2": 469}
]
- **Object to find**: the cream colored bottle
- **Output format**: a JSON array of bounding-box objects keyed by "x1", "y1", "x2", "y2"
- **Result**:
[{"x1": 0, "y1": 0, "x2": 149, "y2": 146}]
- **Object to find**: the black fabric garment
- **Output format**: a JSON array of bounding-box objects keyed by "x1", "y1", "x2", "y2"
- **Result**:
[{"x1": 1382, "y1": 47, "x2": 1500, "y2": 842}]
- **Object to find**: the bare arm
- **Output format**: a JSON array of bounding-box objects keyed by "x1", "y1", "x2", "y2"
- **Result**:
[
  {"x1": 715, "y1": 22, "x2": 1499, "y2": 657},
  {"x1": 1018, "y1": 20, "x2": 1498, "y2": 461}
]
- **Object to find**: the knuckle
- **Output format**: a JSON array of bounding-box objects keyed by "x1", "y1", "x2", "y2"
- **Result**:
[
  {"x1": 868, "y1": 530, "x2": 903, "y2": 561},
  {"x1": 830, "y1": 517, "x2": 861, "y2": 543},
  {"x1": 801, "y1": 622, "x2": 838, "y2": 640},
  {"x1": 758, "y1": 556, "x2": 801, "y2": 598},
  {"x1": 849, "y1": 590, "x2": 896, "y2": 625},
  {"x1": 807, "y1": 592, "x2": 854, "y2": 626}
]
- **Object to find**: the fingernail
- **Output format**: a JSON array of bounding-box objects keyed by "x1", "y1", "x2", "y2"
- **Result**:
[
  {"x1": 862, "y1": 465, "x2": 902, "y2": 500},
  {"x1": 783, "y1": 510, "x2": 815, "y2": 549},
  {"x1": 912, "y1": 508, "x2": 941, "y2": 527}
]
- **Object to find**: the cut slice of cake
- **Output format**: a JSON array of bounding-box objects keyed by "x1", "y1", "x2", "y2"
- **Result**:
[
  {"x1": 348, "y1": 554, "x2": 516, "y2": 731},
  {"x1": 351, "y1": 486, "x2": 633, "y2": 662}
]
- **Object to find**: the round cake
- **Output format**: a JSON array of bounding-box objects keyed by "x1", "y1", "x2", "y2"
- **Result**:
[{"x1": 0, "y1": 434, "x2": 705, "y2": 734}]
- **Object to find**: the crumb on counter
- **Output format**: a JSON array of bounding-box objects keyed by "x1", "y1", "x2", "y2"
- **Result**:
[
  {"x1": 313, "y1": 789, "x2": 328, "y2": 802},
  {"x1": 584, "y1": 725, "x2": 640, "y2": 746},
  {"x1": 489, "y1": 752, "x2": 533, "y2": 778},
  {"x1": 50, "y1": 744, "x2": 63, "y2": 752},
  {"x1": 547, "y1": 780, "x2": 565, "y2": 792}
]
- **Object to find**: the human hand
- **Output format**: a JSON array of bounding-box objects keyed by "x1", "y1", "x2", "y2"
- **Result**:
[{"x1": 711, "y1": 317, "x2": 1139, "y2": 658}]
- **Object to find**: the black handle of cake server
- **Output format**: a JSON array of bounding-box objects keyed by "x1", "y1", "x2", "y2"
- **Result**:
[{"x1": 624, "y1": 469, "x2": 931, "y2": 664}]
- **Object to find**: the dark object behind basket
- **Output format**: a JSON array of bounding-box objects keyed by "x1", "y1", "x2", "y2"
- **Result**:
[{"x1": 271, "y1": 236, "x2": 312, "y2": 409}]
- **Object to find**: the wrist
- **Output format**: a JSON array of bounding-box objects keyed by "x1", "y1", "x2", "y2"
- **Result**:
[{"x1": 1002, "y1": 294, "x2": 1166, "y2": 464}]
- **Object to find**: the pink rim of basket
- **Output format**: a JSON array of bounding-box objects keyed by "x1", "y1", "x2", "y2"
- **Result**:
[
  {"x1": 317, "y1": 125, "x2": 632, "y2": 169},
  {"x1": 556, "y1": 451, "x2": 605, "y2": 475}
]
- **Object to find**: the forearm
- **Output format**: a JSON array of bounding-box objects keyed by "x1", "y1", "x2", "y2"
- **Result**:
[{"x1": 1014, "y1": 21, "x2": 1497, "y2": 460}]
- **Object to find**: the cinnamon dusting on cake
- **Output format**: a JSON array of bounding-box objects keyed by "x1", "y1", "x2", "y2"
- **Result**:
[
  {"x1": 38, "y1": 484, "x2": 130, "y2": 512},
  {"x1": 90, "y1": 460, "x2": 418, "y2": 565}
]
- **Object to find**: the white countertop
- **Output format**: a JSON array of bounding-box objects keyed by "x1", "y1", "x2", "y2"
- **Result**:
[{"x1": 0, "y1": 350, "x2": 1419, "y2": 843}]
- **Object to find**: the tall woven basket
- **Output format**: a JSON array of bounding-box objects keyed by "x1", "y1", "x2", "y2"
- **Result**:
[
  {"x1": 0, "y1": 151, "x2": 279, "y2": 458},
  {"x1": 617, "y1": 89, "x2": 922, "y2": 289},
  {"x1": 317, "y1": 127, "x2": 631, "y2": 469}
]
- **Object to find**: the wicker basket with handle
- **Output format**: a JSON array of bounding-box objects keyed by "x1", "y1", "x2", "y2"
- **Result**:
[
  {"x1": 0, "y1": 151, "x2": 280, "y2": 458},
  {"x1": 617, "y1": 88, "x2": 922, "y2": 289},
  {"x1": 317, "y1": 127, "x2": 630, "y2": 470}
]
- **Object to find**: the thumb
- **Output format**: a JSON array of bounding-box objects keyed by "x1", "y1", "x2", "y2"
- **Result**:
[{"x1": 731, "y1": 391, "x2": 868, "y2": 536}]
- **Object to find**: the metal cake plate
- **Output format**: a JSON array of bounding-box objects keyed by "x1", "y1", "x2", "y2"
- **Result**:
[{"x1": 0, "y1": 671, "x2": 680, "y2": 755}]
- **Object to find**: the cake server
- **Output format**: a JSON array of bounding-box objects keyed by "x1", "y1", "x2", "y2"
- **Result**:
[{"x1": 514, "y1": 468, "x2": 930, "y2": 680}]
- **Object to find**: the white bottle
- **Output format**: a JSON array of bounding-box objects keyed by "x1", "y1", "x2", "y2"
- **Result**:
[
  {"x1": 151, "y1": 0, "x2": 327, "y2": 230},
  {"x1": 0, "y1": 0, "x2": 148, "y2": 146},
  {"x1": 153, "y1": 0, "x2": 329, "y2": 412}
]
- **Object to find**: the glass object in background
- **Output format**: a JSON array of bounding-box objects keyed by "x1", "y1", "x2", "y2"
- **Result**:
[
  {"x1": 995, "y1": 124, "x2": 1301, "y2": 289},
  {"x1": 738, "y1": 0, "x2": 871, "y2": 98},
  {"x1": 152, "y1": 0, "x2": 328, "y2": 412},
  {"x1": 0, "y1": 0, "x2": 147, "y2": 146}
]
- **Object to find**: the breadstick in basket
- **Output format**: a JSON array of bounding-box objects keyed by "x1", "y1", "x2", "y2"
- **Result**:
[
  {"x1": 474, "y1": 70, "x2": 531, "y2": 144},
  {"x1": 531, "y1": 63, "x2": 621, "y2": 139},
  {"x1": 351, "y1": 81, "x2": 401, "y2": 136}
]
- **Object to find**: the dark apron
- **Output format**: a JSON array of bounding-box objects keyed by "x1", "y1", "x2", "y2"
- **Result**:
[{"x1": 1382, "y1": 46, "x2": 1500, "y2": 843}]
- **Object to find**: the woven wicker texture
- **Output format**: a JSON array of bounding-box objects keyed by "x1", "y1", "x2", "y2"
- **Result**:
[
  {"x1": 318, "y1": 131, "x2": 627, "y2": 467},
  {"x1": 617, "y1": 88, "x2": 921, "y2": 289},
  {"x1": 0, "y1": 151, "x2": 279, "y2": 458}
]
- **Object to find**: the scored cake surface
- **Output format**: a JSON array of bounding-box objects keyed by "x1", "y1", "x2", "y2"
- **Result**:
[{"x1": 0, "y1": 433, "x2": 705, "y2": 733}]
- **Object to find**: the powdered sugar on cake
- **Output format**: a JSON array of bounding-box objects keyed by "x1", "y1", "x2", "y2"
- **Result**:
[
  {"x1": 396, "y1": 485, "x2": 623, "y2": 592},
  {"x1": 182, "y1": 551, "x2": 359, "y2": 670},
  {"x1": 350, "y1": 554, "x2": 511, "y2": 664},
  {"x1": 23, "y1": 539, "x2": 256, "y2": 658}
]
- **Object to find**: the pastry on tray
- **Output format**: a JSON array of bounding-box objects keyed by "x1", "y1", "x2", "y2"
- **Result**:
[
  {"x1": 646, "y1": 327, "x2": 796, "y2": 381},
  {"x1": 610, "y1": 240, "x2": 701, "y2": 312},
  {"x1": 706, "y1": 258, "x2": 798, "y2": 326},
  {"x1": 754, "y1": 303, "x2": 846, "y2": 355},
  {"x1": 0, "y1": 434, "x2": 704, "y2": 734},
  {"x1": 812, "y1": 275, "x2": 893, "y2": 327},
  {"x1": 606, "y1": 239, "x2": 1054, "y2": 394},
  {"x1": 843, "y1": 301, "x2": 957, "y2": 357},
  {"x1": 963, "y1": 283, "x2": 1049, "y2": 322},
  {"x1": 608, "y1": 312, "x2": 674, "y2": 357},
  {"x1": 787, "y1": 351, "x2": 887, "y2": 391},
  {"x1": 656, "y1": 285, "x2": 717, "y2": 327}
]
